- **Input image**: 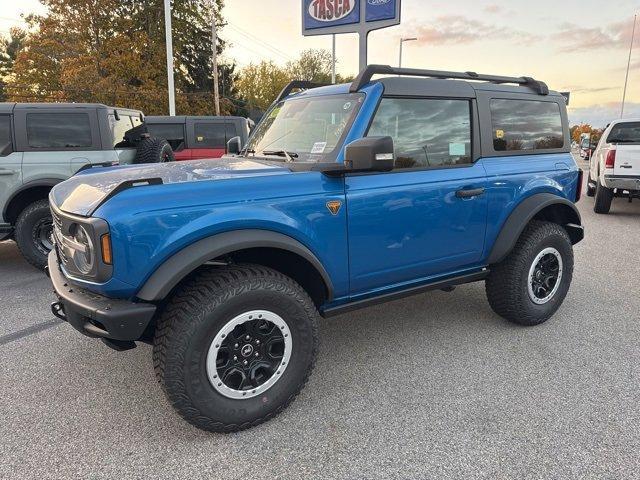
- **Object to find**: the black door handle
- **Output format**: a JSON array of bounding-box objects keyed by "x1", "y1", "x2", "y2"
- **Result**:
[{"x1": 455, "y1": 187, "x2": 485, "y2": 198}]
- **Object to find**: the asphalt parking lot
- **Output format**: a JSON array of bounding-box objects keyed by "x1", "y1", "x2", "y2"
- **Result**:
[{"x1": 1, "y1": 157, "x2": 639, "y2": 479}]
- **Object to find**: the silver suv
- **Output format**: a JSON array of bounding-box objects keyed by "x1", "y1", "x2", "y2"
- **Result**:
[{"x1": 0, "y1": 103, "x2": 163, "y2": 269}]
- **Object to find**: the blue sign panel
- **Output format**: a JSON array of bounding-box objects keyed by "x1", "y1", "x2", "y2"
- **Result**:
[
  {"x1": 365, "y1": 0, "x2": 396, "y2": 22},
  {"x1": 303, "y1": 0, "x2": 361, "y2": 30}
]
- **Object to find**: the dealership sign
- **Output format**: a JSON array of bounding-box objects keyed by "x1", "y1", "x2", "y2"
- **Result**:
[{"x1": 302, "y1": 0, "x2": 400, "y2": 34}]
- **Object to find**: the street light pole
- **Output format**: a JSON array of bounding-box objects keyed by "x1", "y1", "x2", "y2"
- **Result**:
[
  {"x1": 331, "y1": 34, "x2": 336, "y2": 84},
  {"x1": 621, "y1": 13, "x2": 637, "y2": 117},
  {"x1": 211, "y1": 0, "x2": 221, "y2": 116},
  {"x1": 399, "y1": 37, "x2": 417, "y2": 69},
  {"x1": 163, "y1": 0, "x2": 175, "y2": 115}
]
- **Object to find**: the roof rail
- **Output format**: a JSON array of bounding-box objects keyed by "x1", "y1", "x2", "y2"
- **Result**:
[
  {"x1": 275, "y1": 80, "x2": 329, "y2": 103},
  {"x1": 349, "y1": 64, "x2": 549, "y2": 95}
]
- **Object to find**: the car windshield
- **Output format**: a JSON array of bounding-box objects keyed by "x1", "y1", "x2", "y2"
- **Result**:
[
  {"x1": 607, "y1": 122, "x2": 640, "y2": 143},
  {"x1": 245, "y1": 93, "x2": 364, "y2": 162}
]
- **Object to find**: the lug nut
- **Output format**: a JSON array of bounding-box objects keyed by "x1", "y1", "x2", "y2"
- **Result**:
[
  {"x1": 255, "y1": 340, "x2": 260, "y2": 345},
  {"x1": 255, "y1": 352, "x2": 259, "y2": 357},
  {"x1": 234, "y1": 343, "x2": 239, "y2": 349},
  {"x1": 233, "y1": 356, "x2": 237, "y2": 361},
  {"x1": 245, "y1": 335, "x2": 250, "y2": 340},
  {"x1": 243, "y1": 360, "x2": 248, "y2": 365}
]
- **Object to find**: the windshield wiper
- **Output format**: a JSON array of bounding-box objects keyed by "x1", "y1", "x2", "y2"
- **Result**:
[{"x1": 261, "y1": 150, "x2": 299, "y2": 162}]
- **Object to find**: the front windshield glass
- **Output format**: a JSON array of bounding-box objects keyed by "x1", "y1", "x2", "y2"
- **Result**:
[{"x1": 245, "y1": 93, "x2": 364, "y2": 162}]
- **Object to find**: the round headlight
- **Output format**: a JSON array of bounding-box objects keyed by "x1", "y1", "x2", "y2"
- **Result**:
[{"x1": 72, "y1": 224, "x2": 94, "y2": 275}]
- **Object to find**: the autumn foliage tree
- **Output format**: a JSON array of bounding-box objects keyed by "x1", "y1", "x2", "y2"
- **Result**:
[{"x1": 6, "y1": 0, "x2": 236, "y2": 115}]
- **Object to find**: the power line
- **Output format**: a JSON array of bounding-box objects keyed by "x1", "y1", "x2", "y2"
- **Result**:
[{"x1": 225, "y1": 22, "x2": 295, "y2": 62}]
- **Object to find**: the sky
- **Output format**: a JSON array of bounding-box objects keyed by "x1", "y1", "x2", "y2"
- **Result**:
[{"x1": 1, "y1": 0, "x2": 639, "y2": 127}]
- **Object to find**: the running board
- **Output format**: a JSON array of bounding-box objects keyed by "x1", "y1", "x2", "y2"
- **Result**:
[{"x1": 321, "y1": 270, "x2": 489, "y2": 318}]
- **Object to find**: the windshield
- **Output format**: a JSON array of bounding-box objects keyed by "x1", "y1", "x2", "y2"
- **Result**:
[
  {"x1": 245, "y1": 93, "x2": 364, "y2": 162},
  {"x1": 607, "y1": 122, "x2": 640, "y2": 143}
]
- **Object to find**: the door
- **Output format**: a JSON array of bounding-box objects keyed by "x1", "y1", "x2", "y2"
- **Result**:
[
  {"x1": 187, "y1": 120, "x2": 227, "y2": 159},
  {"x1": 0, "y1": 115, "x2": 23, "y2": 227},
  {"x1": 345, "y1": 97, "x2": 488, "y2": 296},
  {"x1": 13, "y1": 107, "x2": 101, "y2": 182},
  {"x1": 146, "y1": 121, "x2": 190, "y2": 160}
]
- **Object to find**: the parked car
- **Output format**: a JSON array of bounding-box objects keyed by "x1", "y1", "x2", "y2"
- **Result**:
[
  {"x1": 0, "y1": 102, "x2": 172, "y2": 269},
  {"x1": 587, "y1": 119, "x2": 640, "y2": 213},
  {"x1": 579, "y1": 136, "x2": 597, "y2": 160},
  {"x1": 47, "y1": 65, "x2": 583, "y2": 433},
  {"x1": 144, "y1": 116, "x2": 252, "y2": 160}
]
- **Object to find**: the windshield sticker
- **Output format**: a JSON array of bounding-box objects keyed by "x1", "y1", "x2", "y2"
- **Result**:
[
  {"x1": 311, "y1": 141, "x2": 327, "y2": 154},
  {"x1": 343, "y1": 102, "x2": 352, "y2": 110},
  {"x1": 449, "y1": 143, "x2": 466, "y2": 156}
]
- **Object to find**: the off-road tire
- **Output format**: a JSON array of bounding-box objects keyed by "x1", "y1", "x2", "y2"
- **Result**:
[
  {"x1": 153, "y1": 264, "x2": 319, "y2": 433},
  {"x1": 134, "y1": 137, "x2": 175, "y2": 164},
  {"x1": 593, "y1": 179, "x2": 613, "y2": 214},
  {"x1": 485, "y1": 220, "x2": 573, "y2": 326},
  {"x1": 15, "y1": 199, "x2": 52, "y2": 270}
]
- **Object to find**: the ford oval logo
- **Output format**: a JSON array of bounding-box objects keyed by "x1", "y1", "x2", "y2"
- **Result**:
[
  {"x1": 367, "y1": 0, "x2": 391, "y2": 4},
  {"x1": 308, "y1": 0, "x2": 356, "y2": 22}
]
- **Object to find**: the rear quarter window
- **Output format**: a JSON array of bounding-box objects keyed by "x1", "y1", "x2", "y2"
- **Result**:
[
  {"x1": 607, "y1": 122, "x2": 640, "y2": 144},
  {"x1": 490, "y1": 99, "x2": 564, "y2": 152},
  {"x1": 0, "y1": 116, "x2": 12, "y2": 155},
  {"x1": 26, "y1": 113, "x2": 92, "y2": 148}
]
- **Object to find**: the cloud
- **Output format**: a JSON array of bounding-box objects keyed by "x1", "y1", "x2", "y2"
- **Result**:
[
  {"x1": 569, "y1": 102, "x2": 640, "y2": 128},
  {"x1": 566, "y1": 86, "x2": 620, "y2": 94},
  {"x1": 553, "y1": 19, "x2": 635, "y2": 52},
  {"x1": 400, "y1": 15, "x2": 537, "y2": 46},
  {"x1": 483, "y1": 5, "x2": 500, "y2": 13}
]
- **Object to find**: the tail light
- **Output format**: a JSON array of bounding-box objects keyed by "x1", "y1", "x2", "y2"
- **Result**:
[
  {"x1": 605, "y1": 149, "x2": 616, "y2": 169},
  {"x1": 576, "y1": 169, "x2": 583, "y2": 202}
]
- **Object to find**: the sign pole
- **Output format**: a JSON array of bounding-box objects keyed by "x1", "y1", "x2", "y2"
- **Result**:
[
  {"x1": 211, "y1": 0, "x2": 221, "y2": 116},
  {"x1": 359, "y1": 30, "x2": 368, "y2": 72},
  {"x1": 332, "y1": 34, "x2": 336, "y2": 84},
  {"x1": 163, "y1": 0, "x2": 175, "y2": 116},
  {"x1": 621, "y1": 13, "x2": 637, "y2": 118}
]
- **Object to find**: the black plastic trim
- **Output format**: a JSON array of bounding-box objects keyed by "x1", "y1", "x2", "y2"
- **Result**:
[
  {"x1": 3, "y1": 178, "x2": 63, "y2": 221},
  {"x1": 321, "y1": 270, "x2": 489, "y2": 318},
  {"x1": 136, "y1": 229, "x2": 334, "y2": 302},
  {"x1": 487, "y1": 193, "x2": 583, "y2": 265},
  {"x1": 48, "y1": 252, "x2": 156, "y2": 342}
]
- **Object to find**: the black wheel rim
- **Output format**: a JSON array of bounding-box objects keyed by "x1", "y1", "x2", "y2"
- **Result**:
[
  {"x1": 32, "y1": 217, "x2": 53, "y2": 256},
  {"x1": 206, "y1": 310, "x2": 291, "y2": 399},
  {"x1": 527, "y1": 247, "x2": 563, "y2": 304}
]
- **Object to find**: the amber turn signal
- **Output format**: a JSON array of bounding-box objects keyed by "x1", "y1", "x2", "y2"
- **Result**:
[{"x1": 101, "y1": 234, "x2": 112, "y2": 265}]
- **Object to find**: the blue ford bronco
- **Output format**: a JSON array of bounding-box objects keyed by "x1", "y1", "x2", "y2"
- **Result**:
[{"x1": 47, "y1": 65, "x2": 584, "y2": 432}]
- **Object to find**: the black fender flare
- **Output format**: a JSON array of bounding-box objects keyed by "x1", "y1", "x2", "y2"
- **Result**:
[
  {"x1": 3, "y1": 178, "x2": 63, "y2": 221},
  {"x1": 487, "y1": 193, "x2": 583, "y2": 265},
  {"x1": 135, "y1": 229, "x2": 334, "y2": 302}
]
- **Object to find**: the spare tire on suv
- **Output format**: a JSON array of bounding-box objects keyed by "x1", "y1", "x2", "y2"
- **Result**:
[{"x1": 134, "y1": 137, "x2": 175, "y2": 164}]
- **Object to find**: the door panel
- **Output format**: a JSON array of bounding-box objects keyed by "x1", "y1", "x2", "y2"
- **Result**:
[{"x1": 345, "y1": 163, "x2": 488, "y2": 295}]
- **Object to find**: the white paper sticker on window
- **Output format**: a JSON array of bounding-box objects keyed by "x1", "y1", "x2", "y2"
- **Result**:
[
  {"x1": 449, "y1": 143, "x2": 466, "y2": 156},
  {"x1": 310, "y1": 142, "x2": 327, "y2": 154}
]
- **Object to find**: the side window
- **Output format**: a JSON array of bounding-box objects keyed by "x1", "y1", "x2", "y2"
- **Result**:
[
  {"x1": 108, "y1": 114, "x2": 134, "y2": 148},
  {"x1": 147, "y1": 123, "x2": 185, "y2": 151},
  {"x1": 490, "y1": 99, "x2": 564, "y2": 151},
  {"x1": 368, "y1": 98, "x2": 472, "y2": 169},
  {"x1": 26, "y1": 113, "x2": 92, "y2": 148},
  {"x1": 0, "y1": 116, "x2": 12, "y2": 155},
  {"x1": 194, "y1": 123, "x2": 226, "y2": 148}
]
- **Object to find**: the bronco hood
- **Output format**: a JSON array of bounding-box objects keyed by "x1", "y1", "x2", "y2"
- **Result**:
[{"x1": 50, "y1": 157, "x2": 289, "y2": 216}]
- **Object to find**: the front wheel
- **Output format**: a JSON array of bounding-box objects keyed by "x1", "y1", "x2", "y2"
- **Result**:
[
  {"x1": 485, "y1": 220, "x2": 573, "y2": 326},
  {"x1": 14, "y1": 199, "x2": 53, "y2": 270},
  {"x1": 153, "y1": 265, "x2": 319, "y2": 432}
]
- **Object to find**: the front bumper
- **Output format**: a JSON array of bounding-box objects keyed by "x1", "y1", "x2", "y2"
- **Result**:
[
  {"x1": 48, "y1": 251, "x2": 156, "y2": 342},
  {"x1": 603, "y1": 175, "x2": 640, "y2": 192}
]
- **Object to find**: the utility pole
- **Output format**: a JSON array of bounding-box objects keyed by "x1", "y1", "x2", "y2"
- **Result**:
[
  {"x1": 399, "y1": 37, "x2": 417, "y2": 68},
  {"x1": 211, "y1": 0, "x2": 221, "y2": 116},
  {"x1": 621, "y1": 13, "x2": 637, "y2": 117},
  {"x1": 163, "y1": 0, "x2": 175, "y2": 115},
  {"x1": 331, "y1": 34, "x2": 336, "y2": 84}
]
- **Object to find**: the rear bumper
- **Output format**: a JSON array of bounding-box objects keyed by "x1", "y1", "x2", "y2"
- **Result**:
[
  {"x1": 48, "y1": 251, "x2": 156, "y2": 342},
  {"x1": 603, "y1": 175, "x2": 640, "y2": 191}
]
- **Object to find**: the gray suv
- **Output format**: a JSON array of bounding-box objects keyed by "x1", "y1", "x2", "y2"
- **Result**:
[{"x1": 0, "y1": 103, "x2": 154, "y2": 269}]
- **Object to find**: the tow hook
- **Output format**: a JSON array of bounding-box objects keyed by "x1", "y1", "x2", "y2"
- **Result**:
[{"x1": 51, "y1": 301, "x2": 67, "y2": 321}]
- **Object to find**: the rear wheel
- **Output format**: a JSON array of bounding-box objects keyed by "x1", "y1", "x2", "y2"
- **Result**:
[
  {"x1": 485, "y1": 221, "x2": 573, "y2": 326},
  {"x1": 153, "y1": 264, "x2": 319, "y2": 432},
  {"x1": 593, "y1": 178, "x2": 613, "y2": 214},
  {"x1": 14, "y1": 199, "x2": 53, "y2": 270}
]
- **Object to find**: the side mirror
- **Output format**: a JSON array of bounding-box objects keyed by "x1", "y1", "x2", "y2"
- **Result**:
[
  {"x1": 344, "y1": 136, "x2": 395, "y2": 172},
  {"x1": 226, "y1": 136, "x2": 242, "y2": 155}
]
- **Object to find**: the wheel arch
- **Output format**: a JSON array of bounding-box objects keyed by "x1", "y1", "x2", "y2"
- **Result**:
[
  {"x1": 135, "y1": 229, "x2": 334, "y2": 307},
  {"x1": 487, "y1": 193, "x2": 583, "y2": 265},
  {"x1": 3, "y1": 178, "x2": 62, "y2": 224}
]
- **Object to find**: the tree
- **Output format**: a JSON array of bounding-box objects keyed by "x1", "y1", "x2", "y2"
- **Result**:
[
  {"x1": 6, "y1": 0, "x2": 237, "y2": 115},
  {"x1": 0, "y1": 27, "x2": 26, "y2": 101},
  {"x1": 236, "y1": 61, "x2": 290, "y2": 111}
]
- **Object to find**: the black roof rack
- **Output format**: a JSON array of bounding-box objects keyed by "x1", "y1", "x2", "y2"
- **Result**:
[
  {"x1": 349, "y1": 64, "x2": 549, "y2": 96},
  {"x1": 275, "y1": 81, "x2": 329, "y2": 103}
]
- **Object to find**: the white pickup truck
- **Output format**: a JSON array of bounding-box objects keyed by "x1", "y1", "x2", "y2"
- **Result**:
[{"x1": 587, "y1": 119, "x2": 640, "y2": 213}]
